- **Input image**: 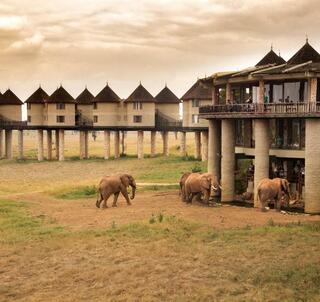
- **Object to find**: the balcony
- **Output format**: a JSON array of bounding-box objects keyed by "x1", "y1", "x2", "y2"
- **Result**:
[{"x1": 199, "y1": 102, "x2": 320, "y2": 119}]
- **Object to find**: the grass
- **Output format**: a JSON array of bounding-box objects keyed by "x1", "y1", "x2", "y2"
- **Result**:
[{"x1": 0, "y1": 199, "x2": 320, "y2": 301}]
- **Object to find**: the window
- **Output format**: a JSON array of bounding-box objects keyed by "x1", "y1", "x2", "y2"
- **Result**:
[
  {"x1": 192, "y1": 114, "x2": 199, "y2": 124},
  {"x1": 27, "y1": 115, "x2": 31, "y2": 122},
  {"x1": 133, "y1": 102, "x2": 143, "y2": 110},
  {"x1": 93, "y1": 102, "x2": 97, "y2": 109},
  {"x1": 93, "y1": 115, "x2": 98, "y2": 123},
  {"x1": 27, "y1": 103, "x2": 31, "y2": 110},
  {"x1": 192, "y1": 99, "x2": 200, "y2": 107},
  {"x1": 133, "y1": 115, "x2": 142, "y2": 123},
  {"x1": 56, "y1": 115, "x2": 65, "y2": 123},
  {"x1": 56, "y1": 103, "x2": 65, "y2": 110}
]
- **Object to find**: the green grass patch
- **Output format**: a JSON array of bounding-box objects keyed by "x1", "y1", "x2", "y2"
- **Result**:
[
  {"x1": 54, "y1": 185, "x2": 98, "y2": 199},
  {"x1": 0, "y1": 199, "x2": 65, "y2": 244},
  {"x1": 139, "y1": 184, "x2": 179, "y2": 192}
]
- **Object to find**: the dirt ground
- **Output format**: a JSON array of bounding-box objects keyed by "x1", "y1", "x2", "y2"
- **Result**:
[{"x1": 12, "y1": 191, "x2": 320, "y2": 231}]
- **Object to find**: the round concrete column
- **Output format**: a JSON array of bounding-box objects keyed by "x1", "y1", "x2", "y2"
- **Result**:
[
  {"x1": 0, "y1": 130, "x2": 3, "y2": 158},
  {"x1": 37, "y1": 129, "x2": 44, "y2": 161},
  {"x1": 104, "y1": 130, "x2": 111, "y2": 159},
  {"x1": 253, "y1": 119, "x2": 270, "y2": 207},
  {"x1": 79, "y1": 131, "x2": 86, "y2": 159},
  {"x1": 137, "y1": 130, "x2": 144, "y2": 159},
  {"x1": 84, "y1": 131, "x2": 89, "y2": 159},
  {"x1": 5, "y1": 130, "x2": 13, "y2": 159},
  {"x1": 305, "y1": 119, "x2": 320, "y2": 213},
  {"x1": 162, "y1": 131, "x2": 169, "y2": 156},
  {"x1": 221, "y1": 120, "x2": 235, "y2": 202},
  {"x1": 194, "y1": 131, "x2": 201, "y2": 159},
  {"x1": 47, "y1": 130, "x2": 52, "y2": 160},
  {"x1": 55, "y1": 130, "x2": 60, "y2": 160},
  {"x1": 150, "y1": 131, "x2": 156, "y2": 157},
  {"x1": 114, "y1": 131, "x2": 120, "y2": 159},
  {"x1": 17, "y1": 130, "x2": 23, "y2": 160},
  {"x1": 201, "y1": 131, "x2": 208, "y2": 162},
  {"x1": 179, "y1": 131, "x2": 187, "y2": 157},
  {"x1": 208, "y1": 120, "x2": 221, "y2": 177},
  {"x1": 121, "y1": 131, "x2": 126, "y2": 156},
  {"x1": 58, "y1": 129, "x2": 65, "y2": 161}
]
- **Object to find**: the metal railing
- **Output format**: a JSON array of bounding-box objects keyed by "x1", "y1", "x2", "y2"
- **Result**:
[
  {"x1": 155, "y1": 110, "x2": 182, "y2": 129},
  {"x1": 0, "y1": 114, "x2": 27, "y2": 127},
  {"x1": 199, "y1": 102, "x2": 320, "y2": 116}
]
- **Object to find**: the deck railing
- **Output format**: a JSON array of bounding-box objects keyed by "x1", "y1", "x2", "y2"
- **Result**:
[
  {"x1": 199, "y1": 102, "x2": 320, "y2": 116},
  {"x1": 0, "y1": 115, "x2": 27, "y2": 127}
]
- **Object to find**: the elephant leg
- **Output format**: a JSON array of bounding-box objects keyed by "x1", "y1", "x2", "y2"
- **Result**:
[
  {"x1": 96, "y1": 193, "x2": 103, "y2": 208},
  {"x1": 275, "y1": 196, "x2": 281, "y2": 212},
  {"x1": 120, "y1": 187, "x2": 132, "y2": 205},
  {"x1": 101, "y1": 192, "x2": 112, "y2": 209},
  {"x1": 112, "y1": 192, "x2": 120, "y2": 207},
  {"x1": 202, "y1": 189, "x2": 210, "y2": 205}
]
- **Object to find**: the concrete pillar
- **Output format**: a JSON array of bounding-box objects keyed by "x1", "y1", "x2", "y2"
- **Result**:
[
  {"x1": 179, "y1": 131, "x2": 187, "y2": 157},
  {"x1": 79, "y1": 131, "x2": 86, "y2": 159},
  {"x1": 150, "y1": 131, "x2": 156, "y2": 157},
  {"x1": 208, "y1": 120, "x2": 221, "y2": 177},
  {"x1": 0, "y1": 130, "x2": 3, "y2": 158},
  {"x1": 253, "y1": 119, "x2": 270, "y2": 207},
  {"x1": 114, "y1": 131, "x2": 120, "y2": 159},
  {"x1": 55, "y1": 130, "x2": 59, "y2": 160},
  {"x1": 37, "y1": 130, "x2": 44, "y2": 161},
  {"x1": 201, "y1": 131, "x2": 208, "y2": 161},
  {"x1": 162, "y1": 131, "x2": 169, "y2": 156},
  {"x1": 120, "y1": 131, "x2": 126, "y2": 155},
  {"x1": 194, "y1": 131, "x2": 201, "y2": 159},
  {"x1": 305, "y1": 119, "x2": 320, "y2": 213},
  {"x1": 47, "y1": 130, "x2": 52, "y2": 160},
  {"x1": 17, "y1": 130, "x2": 23, "y2": 160},
  {"x1": 84, "y1": 131, "x2": 89, "y2": 159},
  {"x1": 221, "y1": 120, "x2": 235, "y2": 202},
  {"x1": 305, "y1": 77, "x2": 320, "y2": 213},
  {"x1": 5, "y1": 130, "x2": 13, "y2": 159},
  {"x1": 137, "y1": 130, "x2": 144, "y2": 159},
  {"x1": 58, "y1": 129, "x2": 64, "y2": 161},
  {"x1": 258, "y1": 80, "x2": 265, "y2": 111},
  {"x1": 226, "y1": 82, "x2": 233, "y2": 102},
  {"x1": 104, "y1": 130, "x2": 111, "y2": 159}
]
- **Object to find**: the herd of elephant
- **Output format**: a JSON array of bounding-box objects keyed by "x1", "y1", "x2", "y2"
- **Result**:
[{"x1": 95, "y1": 172, "x2": 297, "y2": 211}]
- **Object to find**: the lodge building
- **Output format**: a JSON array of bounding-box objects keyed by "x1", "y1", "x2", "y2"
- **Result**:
[{"x1": 1, "y1": 40, "x2": 320, "y2": 214}]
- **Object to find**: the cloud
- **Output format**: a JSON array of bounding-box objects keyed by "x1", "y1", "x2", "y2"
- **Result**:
[{"x1": 8, "y1": 32, "x2": 44, "y2": 53}]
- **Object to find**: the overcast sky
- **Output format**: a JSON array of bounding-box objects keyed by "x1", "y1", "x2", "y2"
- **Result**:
[{"x1": 0, "y1": 0, "x2": 320, "y2": 101}]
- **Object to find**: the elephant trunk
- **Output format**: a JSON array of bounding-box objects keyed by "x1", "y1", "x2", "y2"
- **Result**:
[{"x1": 130, "y1": 181, "x2": 136, "y2": 200}]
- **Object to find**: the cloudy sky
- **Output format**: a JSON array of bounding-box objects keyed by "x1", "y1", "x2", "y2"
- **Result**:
[{"x1": 0, "y1": 0, "x2": 319, "y2": 101}]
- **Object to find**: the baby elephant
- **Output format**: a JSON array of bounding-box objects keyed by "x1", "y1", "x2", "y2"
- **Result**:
[{"x1": 96, "y1": 173, "x2": 136, "y2": 208}]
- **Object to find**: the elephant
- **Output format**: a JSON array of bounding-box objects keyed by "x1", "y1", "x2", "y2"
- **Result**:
[
  {"x1": 184, "y1": 172, "x2": 222, "y2": 204},
  {"x1": 257, "y1": 177, "x2": 297, "y2": 212},
  {"x1": 96, "y1": 173, "x2": 136, "y2": 208},
  {"x1": 179, "y1": 172, "x2": 192, "y2": 202}
]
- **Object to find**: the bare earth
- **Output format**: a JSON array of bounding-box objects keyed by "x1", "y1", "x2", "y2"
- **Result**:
[{"x1": 12, "y1": 191, "x2": 320, "y2": 231}]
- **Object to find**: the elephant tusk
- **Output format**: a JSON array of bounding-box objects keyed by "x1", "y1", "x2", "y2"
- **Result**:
[{"x1": 211, "y1": 185, "x2": 218, "y2": 191}]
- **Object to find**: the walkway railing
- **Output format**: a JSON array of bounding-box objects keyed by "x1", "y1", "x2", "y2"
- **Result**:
[
  {"x1": 0, "y1": 115, "x2": 27, "y2": 127},
  {"x1": 199, "y1": 102, "x2": 320, "y2": 117}
]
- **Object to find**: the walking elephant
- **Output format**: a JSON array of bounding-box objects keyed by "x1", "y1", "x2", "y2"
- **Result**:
[
  {"x1": 96, "y1": 173, "x2": 136, "y2": 208},
  {"x1": 184, "y1": 172, "x2": 221, "y2": 204},
  {"x1": 257, "y1": 177, "x2": 297, "y2": 212},
  {"x1": 179, "y1": 172, "x2": 192, "y2": 202}
]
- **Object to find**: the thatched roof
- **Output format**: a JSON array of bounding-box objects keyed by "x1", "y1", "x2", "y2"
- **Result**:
[
  {"x1": 75, "y1": 88, "x2": 94, "y2": 105},
  {"x1": 25, "y1": 87, "x2": 49, "y2": 104},
  {"x1": 256, "y1": 49, "x2": 286, "y2": 66},
  {"x1": 46, "y1": 86, "x2": 75, "y2": 104},
  {"x1": 125, "y1": 83, "x2": 155, "y2": 103},
  {"x1": 181, "y1": 80, "x2": 212, "y2": 100},
  {"x1": 155, "y1": 86, "x2": 180, "y2": 104},
  {"x1": 1, "y1": 89, "x2": 23, "y2": 105},
  {"x1": 287, "y1": 41, "x2": 320, "y2": 65},
  {"x1": 93, "y1": 84, "x2": 121, "y2": 103}
]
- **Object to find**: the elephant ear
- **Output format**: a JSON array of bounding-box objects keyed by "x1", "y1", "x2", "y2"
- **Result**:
[
  {"x1": 281, "y1": 179, "x2": 289, "y2": 193},
  {"x1": 120, "y1": 174, "x2": 130, "y2": 187},
  {"x1": 200, "y1": 175, "x2": 210, "y2": 190}
]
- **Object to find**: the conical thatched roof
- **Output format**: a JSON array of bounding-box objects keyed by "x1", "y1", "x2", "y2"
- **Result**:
[
  {"x1": 287, "y1": 41, "x2": 320, "y2": 65},
  {"x1": 93, "y1": 84, "x2": 121, "y2": 103},
  {"x1": 46, "y1": 86, "x2": 75, "y2": 103},
  {"x1": 1, "y1": 89, "x2": 23, "y2": 105},
  {"x1": 75, "y1": 88, "x2": 94, "y2": 104},
  {"x1": 125, "y1": 83, "x2": 155, "y2": 103},
  {"x1": 25, "y1": 87, "x2": 49, "y2": 104},
  {"x1": 155, "y1": 86, "x2": 180, "y2": 104},
  {"x1": 256, "y1": 49, "x2": 286, "y2": 66},
  {"x1": 181, "y1": 80, "x2": 212, "y2": 100}
]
